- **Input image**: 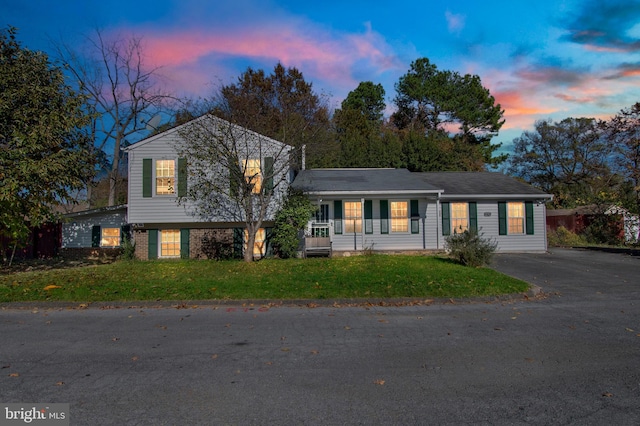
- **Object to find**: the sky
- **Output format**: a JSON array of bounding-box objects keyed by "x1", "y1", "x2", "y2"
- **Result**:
[{"x1": 4, "y1": 0, "x2": 640, "y2": 152}]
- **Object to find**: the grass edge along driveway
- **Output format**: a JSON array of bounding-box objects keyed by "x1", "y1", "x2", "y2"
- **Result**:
[{"x1": 0, "y1": 255, "x2": 529, "y2": 303}]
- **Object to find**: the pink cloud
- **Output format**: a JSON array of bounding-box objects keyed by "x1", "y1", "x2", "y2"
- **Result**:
[{"x1": 121, "y1": 21, "x2": 401, "y2": 97}]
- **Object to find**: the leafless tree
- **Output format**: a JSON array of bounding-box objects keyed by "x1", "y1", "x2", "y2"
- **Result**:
[
  {"x1": 176, "y1": 113, "x2": 296, "y2": 262},
  {"x1": 56, "y1": 29, "x2": 175, "y2": 206}
]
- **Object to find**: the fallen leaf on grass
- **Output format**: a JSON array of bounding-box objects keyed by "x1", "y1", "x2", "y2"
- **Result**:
[{"x1": 43, "y1": 285, "x2": 61, "y2": 291}]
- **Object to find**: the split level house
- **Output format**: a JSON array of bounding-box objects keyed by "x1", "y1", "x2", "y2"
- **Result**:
[
  {"x1": 62, "y1": 116, "x2": 553, "y2": 258},
  {"x1": 123, "y1": 114, "x2": 295, "y2": 260}
]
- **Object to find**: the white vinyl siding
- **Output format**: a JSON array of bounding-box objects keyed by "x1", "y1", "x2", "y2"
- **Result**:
[
  {"x1": 325, "y1": 198, "x2": 427, "y2": 252},
  {"x1": 126, "y1": 124, "x2": 291, "y2": 225}
]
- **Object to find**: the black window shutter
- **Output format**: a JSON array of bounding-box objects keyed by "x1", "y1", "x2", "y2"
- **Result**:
[
  {"x1": 148, "y1": 229, "x2": 158, "y2": 259},
  {"x1": 120, "y1": 225, "x2": 131, "y2": 246},
  {"x1": 91, "y1": 225, "x2": 101, "y2": 247},
  {"x1": 142, "y1": 159, "x2": 152, "y2": 198},
  {"x1": 233, "y1": 228, "x2": 244, "y2": 258},
  {"x1": 180, "y1": 228, "x2": 190, "y2": 259},
  {"x1": 364, "y1": 200, "x2": 373, "y2": 234},
  {"x1": 334, "y1": 200, "x2": 342, "y2": 235},
  {"x1": 265, "y1": 227, "x2": 273, "y2": 256},
  {"x1": 380, "y1": 200, "x2": 389, "y2": 234},
  {"x1": 498, "y1": 202, "x2": 507, "y2": 235},
  {"x1": 177, "y1": 158, "x2": 187, "y2": 197},
  {"x1": 441, "y1": 202, "x2": 450, "y2": 236},
  {"x1": 525, "y1": 201, "x2": 534, "y2": 235},
  {"x1": 469, "y1": 202, "x2": 478, "y2": 232},
  {"x1": 410, "y1": 200, "x2": 420, "y2": 234},
  {"x1": 264, "y1": 157, "x2": 274, "y2": 194}
]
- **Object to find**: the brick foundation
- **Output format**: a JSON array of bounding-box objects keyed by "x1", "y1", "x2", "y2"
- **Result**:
[{"x1": 133, "y1": 230, "x2": 149, "y2": 260}]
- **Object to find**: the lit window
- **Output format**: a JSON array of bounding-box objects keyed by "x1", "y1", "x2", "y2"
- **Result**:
[
  {"x1": 160, "y1": 230, "x2": 180, "y2": 257},
  {"x1": 244, "y1": 228, "x2": 266, "y2": 257},
  {"x1": 391, "y1": 201, "x2": 408, "y2": 233},
  {"x1": 451, "y1": 202, "x2": 469, "y2": 233},
  {"x1": 243, "y1": 159, "x2": 262, "y2": 194},
  {"x1": 156, "y1": 160, "x2": 175, "y2": 195},
  {"x1": 344, "y1": 201, "x2": 362, "y2": 233},
  {"x1": 508, "y1": 202, "x2": 525, "y2": 234},
  {"x1": 101, "y1": 228, "x2": 120, "y2": 247}
]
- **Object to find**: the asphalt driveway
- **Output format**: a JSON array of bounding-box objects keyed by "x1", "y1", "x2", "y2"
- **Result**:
[{"x1": 491, "y1": 247, "x2": 640, "y2": 301}]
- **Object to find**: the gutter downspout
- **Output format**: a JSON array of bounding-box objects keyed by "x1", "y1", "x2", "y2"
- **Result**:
[{"x1": 436, "y1": 194, "x2": 441, "y2": 250}]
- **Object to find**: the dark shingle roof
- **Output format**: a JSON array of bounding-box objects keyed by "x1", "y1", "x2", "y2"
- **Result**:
[
  {"x1": 418, "y1": 172, "x2": 549, "y2": 197},
  {"x1": 292, "y1": 169, "x2": 440, "y2": 193},
  {"x1": 293, "y1": 169, "x2": 551, "y2": 199}
]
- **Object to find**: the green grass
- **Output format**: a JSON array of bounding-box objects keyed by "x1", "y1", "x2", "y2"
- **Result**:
[{"x1": 0, "y1": 255, "x2": 529, "y2": 303}]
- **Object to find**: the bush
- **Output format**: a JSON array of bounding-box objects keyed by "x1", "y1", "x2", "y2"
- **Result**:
[
  {"x1": 120, "y1": 236, "x2": 136, "y2": 260},
  {"x1": 445, "y1": 229, "x2": 497, "y2": 267},
  {"x1": 547, "y1": 226, "x2": 588, "y2": 247},
  {"x1": 271, "y1": 190, "x2": 317, "y2": 259}
]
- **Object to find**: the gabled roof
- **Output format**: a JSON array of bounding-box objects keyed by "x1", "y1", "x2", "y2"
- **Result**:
[
  {"x1": 122, "y1": 114, "x2": 293, "y2": 152},
  {"x1": 292, "y1": 168, "x2": 442, "y2": 195},
  {"x1": 418, "y1": 172, "x2": 552, "y2": 199}
]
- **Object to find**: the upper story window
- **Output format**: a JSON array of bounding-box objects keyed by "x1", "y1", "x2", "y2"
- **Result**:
[
  {"x1": 243, "y1": 159, "x2": 262, "y2": 194},
  {"x1": 508, "y1": 202, "x2": 525, "y2": 234},
  {"x1": 451, "y1": 202, "x2": 469, "y2": 233},
  {"x1": 391, "y1": 201, "x2": 408, "y2": 233},
  {"x1": 156, "y1": 160, "x2": 175, "y2": 195}
]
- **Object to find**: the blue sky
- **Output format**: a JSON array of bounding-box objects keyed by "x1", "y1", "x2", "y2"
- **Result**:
[{"x1": 4, "y1": 0, "x2": 640, "y2": 150}]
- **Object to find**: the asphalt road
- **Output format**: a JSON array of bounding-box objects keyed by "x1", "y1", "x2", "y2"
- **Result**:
[{"x1": 1, "y1": 248, "x2": 639, "y2": 425}]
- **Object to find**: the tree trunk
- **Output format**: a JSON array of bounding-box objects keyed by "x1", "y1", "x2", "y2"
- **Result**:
[
  {"x1": 108, "y1": 170, "x2": 117, "y2": 206},
  {"x1": 244, "y1": 229, "x2": 255, "y2": 262}
]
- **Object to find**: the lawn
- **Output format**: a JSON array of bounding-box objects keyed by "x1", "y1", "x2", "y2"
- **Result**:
[{"x1": 0, "y1": 255, "x2": 529, "y2": 303}]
